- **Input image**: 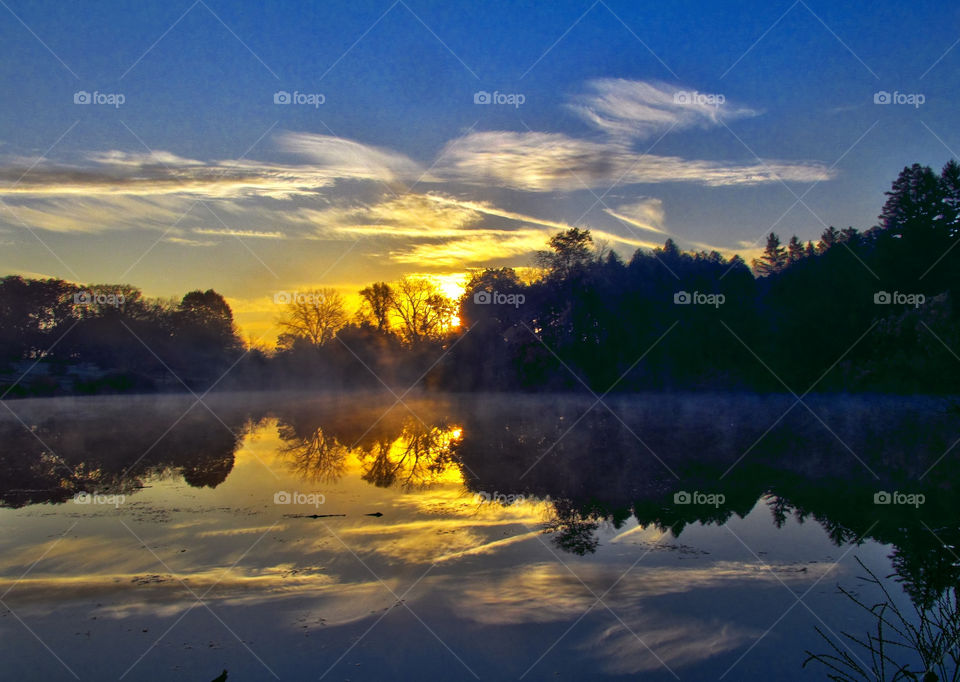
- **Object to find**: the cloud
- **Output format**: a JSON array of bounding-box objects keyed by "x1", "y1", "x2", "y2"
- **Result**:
[
  {"x1": 569, "y1": 78, "x2": 759, "y2": 140},
  {"x1": 164, "y1": 236, "x2": 217, "y2": 247},
  {"x1": 603, "y1": 197, "x2": 668, "y2": 236},
  {"x1": 0, "y1": 133, "x2": 426, "y2": 203},
  {"x1": 276, "y1": 131, "x2": 423, "y2": 186},
  {"x1": 0, "y1": 194, "x2": 198, "y2": 234},
  {"x1": 193, "y1": 228, "x2": 286, "y2": 239},
  {"x1": 85, "y1": 150, "x2": 205, "y2": 167},
  {"x1": 0, "y1": 159, "x2": 338, "y2": 200},
  {"x1": 300, "y1": 192, "x2": 660, "y2": 267},
  {"x1": 434, "y1": 131, "x2": 835, "y2": 192}
]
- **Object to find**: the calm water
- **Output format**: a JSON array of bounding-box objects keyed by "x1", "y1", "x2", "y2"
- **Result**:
[{"x1": 0, "y1": 392, "x2": 957, "y2": 681}]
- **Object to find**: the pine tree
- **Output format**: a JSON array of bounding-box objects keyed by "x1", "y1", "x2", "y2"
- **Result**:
[
  {"x1": 752, "y1": 232, "x2": 788, "y2": 276},
  {"x1": 787, "y1": 235, "x2": 805, "y2": 264}
]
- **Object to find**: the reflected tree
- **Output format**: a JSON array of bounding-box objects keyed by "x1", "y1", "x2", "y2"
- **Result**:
[
  {"x1": 543, "y1": 499, "x2": 601, "y2": 555},
  {"x1": 277, "y1": 423, "x2": 348, "y2": 484},
  {"x1": 359, "y1": 421, "x2": 461, "y2": 490}
]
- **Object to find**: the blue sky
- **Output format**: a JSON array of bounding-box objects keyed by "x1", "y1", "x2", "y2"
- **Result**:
[{"x1": 0, "y1": 0, "x2": 957, "y2": 338}]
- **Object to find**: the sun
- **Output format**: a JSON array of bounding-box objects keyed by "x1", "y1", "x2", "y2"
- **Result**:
[{"x1": 414, "y1": 272, "x2": 467, "y2": 329}]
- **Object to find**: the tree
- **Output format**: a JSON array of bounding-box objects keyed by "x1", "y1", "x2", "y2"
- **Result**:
[
  {"x1": 277, "y1": 288, "x2": 347, "y2": 347},
  {"x1": 358, "y1": 282, "x2": 393, "y2": 331},
  {"x1": 753, "y1": 232, "x2": 787, "y2": 276},
  {"x1": 178, "y1": 289, "x2": 236, "y2": 341},
  {"x1": 787, "y1": 235, "x2": 805, "y2": 264},
  {"x1": 0, "y1": 276, "x2": 76, "y2": 362},
  {"x1": 390, "y1": 277, "x2": 455, "y2": 344},
  {"x1": 535, "y1": 228, "x2": 594, "y2": 278},
  {"x1": 817, "y1": 226, "x2": 841, "y2": 253},
  {"x1": 879, "y1": 163, "x2": 942, "y2": 236},
  {"x1": 939, "y1": 159, "x2": 960, "y2": 237}
]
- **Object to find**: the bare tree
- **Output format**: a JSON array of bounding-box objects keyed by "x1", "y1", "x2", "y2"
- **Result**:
[
  {"x1": 358, "y1": 282, "x2": 393, "y2": 331},
  {"x1": 277, "y1": 288, "x2": 347, "y2": 346},
  {"x1": 390, "y1": 276, "x2": 455, "y2": 344}
]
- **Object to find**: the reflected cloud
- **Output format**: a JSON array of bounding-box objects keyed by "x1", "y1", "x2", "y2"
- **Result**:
[
  {"x1": 583, "y1": 618, "x2": 759, "y2": 675},
  {"x1": 458, "y1": 561, "x2": 835, "y2": 626}
]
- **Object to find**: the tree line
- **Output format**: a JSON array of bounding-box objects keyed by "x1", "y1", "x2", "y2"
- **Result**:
[{"x1": 2, "y1": 160, "x2": 959, "y2": 395}]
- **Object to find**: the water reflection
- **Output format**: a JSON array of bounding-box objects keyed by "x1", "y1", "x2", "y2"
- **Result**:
[
  {"x1": 275, "y1": 403, "x2": 463, "y2": 489},
  {"x1": 3, "y1": 394, "x2": 959, "y2": 593},
  {"x1": 1, "y1": 392, "x2": 958, "y2": 679},
  {"x1": 0, "y1": 396, "x2": 249, "y2": 507}
]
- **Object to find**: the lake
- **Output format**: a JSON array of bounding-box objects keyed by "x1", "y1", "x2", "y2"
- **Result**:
[{"x1": 0, "y1": 392, "x2": 957, "y2": 681}]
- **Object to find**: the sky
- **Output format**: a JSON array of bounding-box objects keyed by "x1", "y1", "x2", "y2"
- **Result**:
[{"x1": 0, "y1": 0, "x2": 958, "y2": 341}]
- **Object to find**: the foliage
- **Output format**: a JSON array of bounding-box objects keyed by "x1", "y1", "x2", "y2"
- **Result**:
[{"x1": 804, "y1": 558, "x2": 959, "y2": 681}]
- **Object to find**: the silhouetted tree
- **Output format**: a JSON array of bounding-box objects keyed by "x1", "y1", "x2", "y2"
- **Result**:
[
  {"x1": 535, "y1": 227, "x2": 594, "y2": 278},
  {"x1": 390, "y1": 277, "x2": 455, "y2": 344},
  {"x1": 358, "y1": 282, "x2": 393, "y2": 331},
  {"x1": 277, "y1": 288, "x2": 347, "y2": 347},
  {"x1": 753, "y1": 232, "x2": 787, "y2": 276}
]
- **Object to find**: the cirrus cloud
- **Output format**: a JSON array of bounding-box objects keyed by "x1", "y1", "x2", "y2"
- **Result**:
[
  {"x1": 434, "y1": 130, "x2": 834, "y2": 191},
  {"x1": 568, "y1": 78, "x2": 759, "y2": 140}
]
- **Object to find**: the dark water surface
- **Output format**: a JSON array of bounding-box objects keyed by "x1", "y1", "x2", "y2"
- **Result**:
[{"x1": 0, "y1": 392, "x2": 957, "y2": 681}]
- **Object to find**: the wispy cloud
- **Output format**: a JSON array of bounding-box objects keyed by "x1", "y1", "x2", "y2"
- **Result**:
[
  {"x1": 0, "y1": 133, "x2": 425, "y2": 202},
  {"x1": 603, "y1": 197, "x2": 669, "y2": 235},
  {"x1": 298, "y1": 192, "x2": 659, "y2": 267},
  {"x1": 568, "y1": 78, "x2": 759, "y2": 140},
  {"x1": 276, "y1": 131, "x2": 423, "y2": 186},
  {"x1": 194, "y1": 227, "x2": 286, "y2": 239},
  {"x1": 164, "y1": 236, "x2": 217, "y2": 247},
  {"x1": 434, "y1": 131, "x2": 834, "y2": 191},
  {"x1": 0, "y1": 159, "x2": 337, "y2": 200}
]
